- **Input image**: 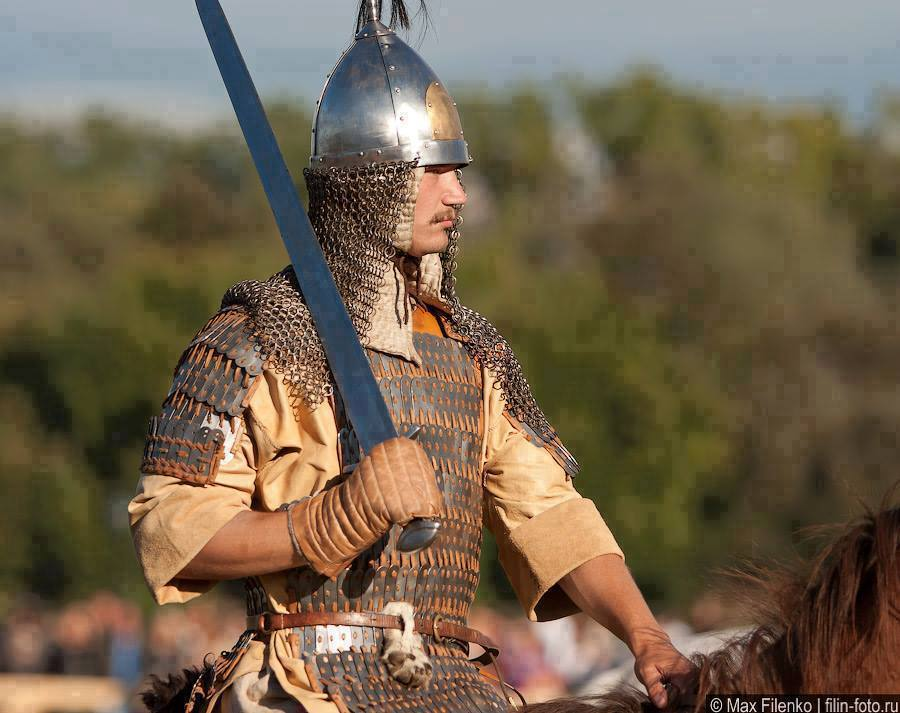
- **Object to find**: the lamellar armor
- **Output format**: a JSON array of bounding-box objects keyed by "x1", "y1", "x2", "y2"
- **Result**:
[{"x1": 245, "y1": 329, "x2": 508, "y2": 713}]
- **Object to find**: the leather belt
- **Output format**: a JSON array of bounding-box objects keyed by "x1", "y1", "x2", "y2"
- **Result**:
[{"x1": 247, "y1": 611, "x2": 500, "y2": 666}]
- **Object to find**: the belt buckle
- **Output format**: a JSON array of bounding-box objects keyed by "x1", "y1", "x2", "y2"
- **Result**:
[
  {"x1": 431, "y1": 614, "x2": 445, "y2": 644},
  {"x1": 258, "y1": 612, "x2": 273, "y2": 633}
]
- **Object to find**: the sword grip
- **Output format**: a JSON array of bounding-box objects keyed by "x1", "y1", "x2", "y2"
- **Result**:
[{"x1": 397, "y1": 425, "x2": 441, "y2": 553}]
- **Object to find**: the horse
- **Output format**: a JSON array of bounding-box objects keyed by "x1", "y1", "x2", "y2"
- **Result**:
[{"x1": 523, "y1": 500, "x2": 900, "y2": 713}]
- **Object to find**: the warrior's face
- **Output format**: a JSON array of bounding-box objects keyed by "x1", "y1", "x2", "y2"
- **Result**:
[{"x1": 408, "y1": 165, "x2": 467, "y2": 257}]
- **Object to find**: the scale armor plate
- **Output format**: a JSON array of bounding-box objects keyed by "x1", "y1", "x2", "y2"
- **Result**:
[
  {"x1": 306, "y1": 648, "x2": 506, "y2": 713},
  {"x1": 141, "y1": 308, "x2": 264, "y2": 485}
]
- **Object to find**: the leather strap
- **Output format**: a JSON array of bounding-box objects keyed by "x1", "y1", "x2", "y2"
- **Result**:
[{"x1": 247, "y1": 611, "x2": 500, "y2": 665}]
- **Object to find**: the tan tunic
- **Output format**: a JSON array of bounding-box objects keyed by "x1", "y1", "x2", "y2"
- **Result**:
[{"x1": 129, "y1": 312, "x2": 623, "y2": 711}]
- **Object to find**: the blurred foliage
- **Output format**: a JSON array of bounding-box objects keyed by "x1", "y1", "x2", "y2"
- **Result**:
[{"x1": 1, "y1": 70, "x2": 899, "y2": 615}]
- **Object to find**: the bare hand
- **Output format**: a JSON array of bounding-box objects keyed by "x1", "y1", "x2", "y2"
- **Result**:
[{"x1": 631, "y1": 629, "x2": 696, "y2": 708}]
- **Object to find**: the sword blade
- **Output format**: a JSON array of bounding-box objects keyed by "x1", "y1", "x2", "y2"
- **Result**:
[{"x1": 195, "y1": 0, "x2": 397, "y2": 452}]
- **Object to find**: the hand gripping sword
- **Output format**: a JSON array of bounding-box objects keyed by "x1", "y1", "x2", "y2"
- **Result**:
[{"x1": 195, "y1": 0, "x2": 440, "y2": 553}]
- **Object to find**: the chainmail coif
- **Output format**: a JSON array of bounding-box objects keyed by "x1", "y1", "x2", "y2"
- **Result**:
[
  {"x1": 221, "y1": 161, "x2": 576, "y2": 472},
  {"x1": 222, "y1": 161, "x2": 410, "y2": 410}
]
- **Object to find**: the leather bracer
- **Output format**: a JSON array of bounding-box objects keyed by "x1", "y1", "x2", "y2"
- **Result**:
[{"x1": 290, "y1": 437, "x2": 443, "y2": 577}]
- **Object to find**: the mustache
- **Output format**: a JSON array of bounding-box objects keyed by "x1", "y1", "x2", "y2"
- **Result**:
[{"x1": 430, "y1": 210, "x2": 458, "y2": 225}]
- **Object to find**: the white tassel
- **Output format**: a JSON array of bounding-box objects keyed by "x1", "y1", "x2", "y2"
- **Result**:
[{"x1": 381, "y1": 602, "x2": 433, "y2": 689}]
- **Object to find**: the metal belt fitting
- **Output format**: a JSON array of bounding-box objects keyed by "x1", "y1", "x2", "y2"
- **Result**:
[{"x1": 248, "y1": 610, "x2": 499, "y2": 665}]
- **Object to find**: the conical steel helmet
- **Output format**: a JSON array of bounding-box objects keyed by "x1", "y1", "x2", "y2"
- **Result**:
[{"x1": 310, "y1": 0, "x2": 471, "y2": 168}]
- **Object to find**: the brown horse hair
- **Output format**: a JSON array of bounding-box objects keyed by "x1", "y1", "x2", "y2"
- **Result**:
[
  {"x1": 523, "y1": 497, "x2": 899, "y2": 713},
  {"x1": 141, "y1": 661, "x2": 214, "y2": 713}
]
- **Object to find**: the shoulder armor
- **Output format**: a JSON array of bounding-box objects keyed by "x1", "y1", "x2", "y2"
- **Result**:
[
  {"x1": 169, "y1": 307, "x2": 265, "y2": 417},
  {"x1": 141, "y1": 308, "x2": 265, "y2": 485},
  {"x1": 503, "y1": 411, "x2": 580, "y2": 478}
]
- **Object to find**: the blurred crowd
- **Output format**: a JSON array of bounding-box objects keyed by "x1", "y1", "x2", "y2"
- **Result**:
[
  {"x1": 0, "y1": 591, "x2": 725, "y2": 704},
  {"x1": 0, "y1": 591, "x2": 244, "y2": 690}
]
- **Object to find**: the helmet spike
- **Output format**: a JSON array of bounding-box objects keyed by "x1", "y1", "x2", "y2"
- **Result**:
[
  {"x1": 357, "y1": 0, "x2": 382, "y2": 32},
  {"x1": 365, "y1": 0, "x2": 381, "y2": 23},
  {"x1": 356, "y1": 1, "x2": 428, "y2": 33}
]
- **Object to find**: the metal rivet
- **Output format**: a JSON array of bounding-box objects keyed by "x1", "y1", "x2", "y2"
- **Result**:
[
  {"x1": 376, "y1": 149, "x2": 383, "y2": 154},
  {"x1": 452, "y1": 102, "x2": 457, "y2": 106},
  {"x1": 424, "y1": 141, "x2": 430, "y2": 148},
  {"x1": 427, "y1": 102, "x2": 433, "y2": 107},
  {"x1": 434, "y1": 82, "x2": 440, "y2": 86},
  {"x1": 389, "y1": 65, "x2": 396, "y2": 70},
  {"x1": 433, "y1": 130, "x2": 439, "y2": 137},
  {"x1": 319, "y1": 157, "x2": 325, "y2": 162},
  {"x1": 363, "y1": 33, "x2": 369, "y2": 37},
  {"x1": 394, "y1": 88, "x2": 401, "y2": 93},
  {"x1": 358, "y1": 151, "x2": 365, "y2": 156}
]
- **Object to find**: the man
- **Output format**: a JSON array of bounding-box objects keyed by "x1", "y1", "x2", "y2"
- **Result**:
[{"x1": 129, "y1": 2, "x2": 693, "y2": 711}]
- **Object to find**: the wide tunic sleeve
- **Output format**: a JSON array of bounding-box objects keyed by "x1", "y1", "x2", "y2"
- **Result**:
[
  {"x1": 481, "y1": 369, "x2": 624, "y2": 622},
  {"x1": 128, "y1": 425, "x2": 259, "y2": 605}
]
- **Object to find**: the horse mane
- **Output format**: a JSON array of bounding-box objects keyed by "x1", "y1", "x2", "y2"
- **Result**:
[
  {"x1": 140, "y1": 663, "x2": 214, "y2": 713},
  {"x1": 698, "y1": 499, "x2": 899, "y2": 695},
  {"x1": 523, "y1": 496, "x2": 899, "y2": 713}
]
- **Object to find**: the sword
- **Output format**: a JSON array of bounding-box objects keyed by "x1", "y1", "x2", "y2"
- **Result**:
[{"x1": 196, "y1": 0, "x2": 440, "y2": 553}]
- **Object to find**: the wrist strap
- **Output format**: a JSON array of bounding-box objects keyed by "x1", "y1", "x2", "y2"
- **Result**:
[{"x1": 278, "y1": 497, "x2": 311, "y2": 562}]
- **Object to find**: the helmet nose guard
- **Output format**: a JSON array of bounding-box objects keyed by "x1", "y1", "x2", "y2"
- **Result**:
[{"x1": 310, "y1": 3, "x2": 470, "y2": 169}]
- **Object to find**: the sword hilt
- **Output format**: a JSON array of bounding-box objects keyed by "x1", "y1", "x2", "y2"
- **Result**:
[{"x1": 397, "y1": 425, "x2": 442, "y2": 553}]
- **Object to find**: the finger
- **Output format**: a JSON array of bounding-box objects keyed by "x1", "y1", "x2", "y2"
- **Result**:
[
  {"x1": 663, "y1": 678, "x2": 683, "y2": 704},
  {"x1": 646, "y1": 678, "x2": 668, "y2": 709},
  {"x1": 639, "y1": 667, "x2": 667, "y2": 709},
  {"x1": 665, "y1": 658, "x2": 698, "y2": 695}
]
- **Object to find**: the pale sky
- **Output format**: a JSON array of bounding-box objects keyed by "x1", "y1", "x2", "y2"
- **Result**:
[{"x1": 2, "y1": 1, "x2": 899, "y2": 126}]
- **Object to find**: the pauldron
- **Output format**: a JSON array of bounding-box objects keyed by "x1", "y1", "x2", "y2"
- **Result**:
[{"x1": 141, "y1": 307, "x2": 264, "y2": 485}]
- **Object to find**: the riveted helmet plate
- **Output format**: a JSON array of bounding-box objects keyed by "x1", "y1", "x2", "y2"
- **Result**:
[{"x1": 425, "y1": 82, "x2": 463, "y2": 141}]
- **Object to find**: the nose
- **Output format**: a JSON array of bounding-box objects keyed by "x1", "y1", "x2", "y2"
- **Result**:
[{"x1": 440, "y1": 169, "x2": 467, "y2": 207}]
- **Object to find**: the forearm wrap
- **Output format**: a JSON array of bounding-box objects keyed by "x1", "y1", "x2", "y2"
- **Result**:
[{"x1": 290, "y1": 437, "x2": 443, "y2": 578}]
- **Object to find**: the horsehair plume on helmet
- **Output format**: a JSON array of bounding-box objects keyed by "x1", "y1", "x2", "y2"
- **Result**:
[{"x1": 356, "y1": 0, "x2": 430, "y2": 33}]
